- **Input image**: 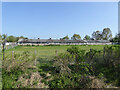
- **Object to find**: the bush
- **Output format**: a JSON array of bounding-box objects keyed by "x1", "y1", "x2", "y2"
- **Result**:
[{"x1": 2, "y1": 51, "x2": 38, "y2": 88}]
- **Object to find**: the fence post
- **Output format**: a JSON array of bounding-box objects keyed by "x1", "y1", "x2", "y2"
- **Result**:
[
  {"x1": 55, "y1": 50, "x2": 58, "y2": 56},
  {"x1": 90, "y1": 48, "x2": 92, "y2": 59},
  {"x1": 12, "y1": 51, "x2": 14, "y2": 60},
  {"x1": 103, "y1": 47, "x2": 105, "y2": 60},
  {"x1": 6, "y1": 45, "x2": 7, "y2": 50},
  {"x1": 2, "y1": 43, "x2": 5, "y2": 61},
  {"x1": 34, "y1": 50, "x2": 37, "y2": 65}
]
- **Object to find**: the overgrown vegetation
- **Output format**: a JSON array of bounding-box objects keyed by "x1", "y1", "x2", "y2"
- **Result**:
[
  {"x1": 2, "y1": 45, "x2": 120, "y2": 88},
  {"x1": 49, "y1": 45, "x2": 120, "y2": 88}
]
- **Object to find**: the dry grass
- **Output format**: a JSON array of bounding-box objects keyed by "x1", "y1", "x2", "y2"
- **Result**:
[
  {"x1": 16, "y1": 72, "x2": 49, "y2": 88},
  {"x1": 83, "y1": 76, "x2": 118, "y2": 88}
]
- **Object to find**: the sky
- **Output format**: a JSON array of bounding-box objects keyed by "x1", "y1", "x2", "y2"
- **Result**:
[{"x1": 2, "y1": 2, "x2": 118, "y2": 39}]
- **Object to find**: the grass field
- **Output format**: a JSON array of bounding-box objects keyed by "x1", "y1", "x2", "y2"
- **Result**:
[
  {"x1": 4, "y1": 44, "x2": 120, "y2": 88},
  {"x1": 5, "y1": 45, "x2": 107, "y2": 59}
]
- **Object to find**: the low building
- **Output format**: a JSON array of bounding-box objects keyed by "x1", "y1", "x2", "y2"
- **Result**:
[
  {"x1": 18, "y1": 38, "x2": 112, "y2": 45},
  {"x1": 86, "y1": 40, "x2": 112, "y2": 45}
]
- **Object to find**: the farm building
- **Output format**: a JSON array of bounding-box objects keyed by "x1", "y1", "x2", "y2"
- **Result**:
[{"x1": 18, "y1": 38, "x2": 112, "y2": 45}]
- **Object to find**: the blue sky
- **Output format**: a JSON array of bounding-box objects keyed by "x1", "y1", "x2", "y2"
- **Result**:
[{"x1": 2, "y1": 2, "x2": 118, "y2": 39}]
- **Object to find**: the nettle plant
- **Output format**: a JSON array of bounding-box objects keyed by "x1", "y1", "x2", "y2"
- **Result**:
[
  {"x1": 67, "y1": 46, "x2": 93, "y2": 74},
  {"x1": 53, "y1": 46, "x2": 93, "y2": 77},
  {"x1": 53, "y1": 53, "x2": 72, "y2": 77},
  {"x1": 52, "y1": 46, "x2": 95, "y2": 88},
  {"x1": 67, "y1": 46, "x2": 86, "y2": 63}
]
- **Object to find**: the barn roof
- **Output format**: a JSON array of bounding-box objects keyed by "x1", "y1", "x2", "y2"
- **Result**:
[
  {"x1": 87, "y1": 40, "x2": 110, "y2": 43},
  {"x1": 18, "y1": 39, "x2": 111, "y2": 43},
  {"x1": 18, "y1": 39, "x2": 86, "y2": 43}
]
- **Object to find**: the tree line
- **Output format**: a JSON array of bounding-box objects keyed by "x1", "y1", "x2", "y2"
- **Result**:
[
  {"x1": 61, "y1": 28, "x2": 120, "y2": 42},
  {"x1": 0, "y1": 34, "x2": 28, "y2": 42},
  {"x1": 0, "y1": 28, "x2": 120, "y2": 42},
  {"x1": 62, "y1": 28, "x2": 113, "y2": 40}
]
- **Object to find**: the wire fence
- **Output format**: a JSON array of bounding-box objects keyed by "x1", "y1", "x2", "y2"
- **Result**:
[{"x1": 5, "y1": 42, "x2": 18, "y2": 50}]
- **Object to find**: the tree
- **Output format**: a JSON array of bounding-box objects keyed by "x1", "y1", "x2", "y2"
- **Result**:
[
  {"x1": 83, "y1": 35, "x2": 91, "y2": 40},
  {"x1": 111, "y1": 33, "x2": 120, "y2": 42},
  {"x1": 92, "y1": 30, "x2": 103, "y2": 40},
  {"x1": 19, "y1": 36, "x2": 24, "y2": 39},
  {"x1": 62, "y1": 35, "x2": 69, "y2": 40},
  {"x1": 102, "y1": 28, "x2": 112, "y2": 40},
  {"x1": 2, "y1": 34, "x2": 7, "y2": 40},
  {"x1": 0, "y1": 34, "x2": 2, "y2": 42},
  {"x1": 16, "y1": 37, "x2": 20, "y2": 41},
  {"x1": 6, "y1": 35, "x2": 28, "y2": 42},
  {"x1": 71, "y1": 34, "x2": 81, "y2": 40},
  {"x1": 118, "y1": 33, "x2": 120, "y2": 42},
  {"x1": 92, "y1": 28, "x2": 112, "y2": 40},
  {"x1": 19, "y1": 36, "x2": 28, "y2": 39},
  {"x1": 6, "y1": 35, "x2": 17, "y2": 42},
  {"x1": 1, "y1": 34, "x2": 7, "y2": 61}
]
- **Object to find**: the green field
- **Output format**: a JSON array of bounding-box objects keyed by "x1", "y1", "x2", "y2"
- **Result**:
[
  {"x1": 3, "y1": 44, "x2": 120, "y2": 88},
  {"x1": 5, "y1": 45, "x2": 107, "y2": 58}
]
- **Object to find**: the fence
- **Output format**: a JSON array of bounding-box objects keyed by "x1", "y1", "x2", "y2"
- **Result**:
[{"x1": 4, "y1": 42, "x2": 18, "y2": 50}]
